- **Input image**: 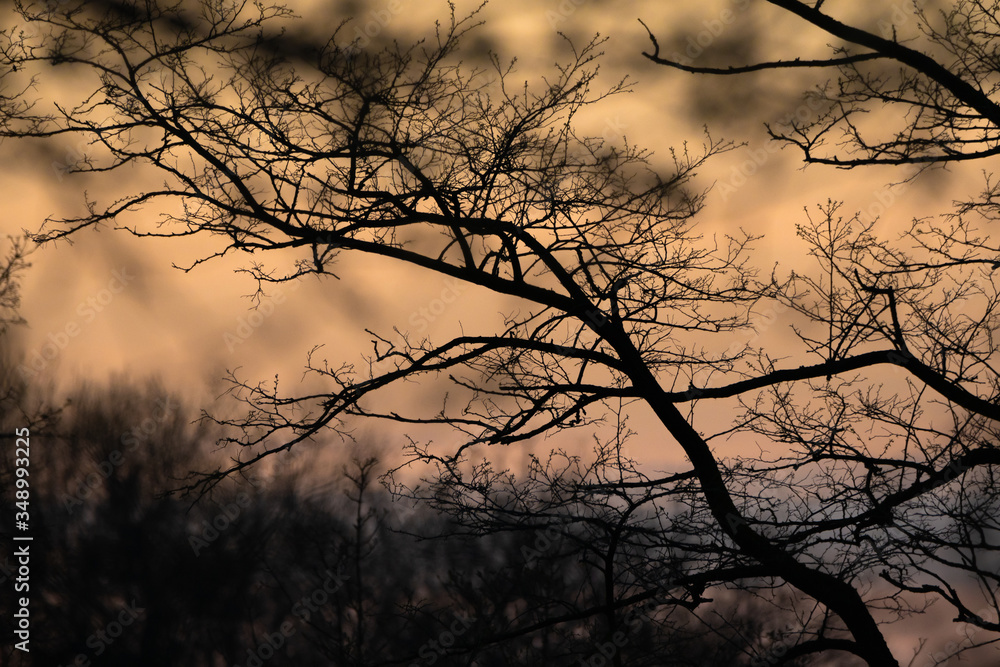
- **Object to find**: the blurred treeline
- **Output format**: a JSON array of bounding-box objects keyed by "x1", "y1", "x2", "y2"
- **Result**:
[{"x1": 0, "y1": 345, "x2": 789, "y2": 667}]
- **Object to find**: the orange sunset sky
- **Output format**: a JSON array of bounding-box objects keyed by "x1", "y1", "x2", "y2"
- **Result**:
[
  {"x1": 1, "y1": 0, "x2": 961, "y2": 464},
  {"x1": 1, "y1": 0, "x2": 994, "y2": 662}
]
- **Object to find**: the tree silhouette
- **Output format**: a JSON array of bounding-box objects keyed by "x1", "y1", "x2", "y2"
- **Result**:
[
  {"x1": 644, "y1": 2, "x2": 1000, "y2": 664},
  {"x1": 4, "y1": 1, "x2": 1000, "y2": 665},
  {"x1": 1, "y1": 367, "x2": 776, "y2": 665}
]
